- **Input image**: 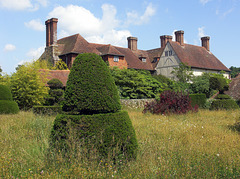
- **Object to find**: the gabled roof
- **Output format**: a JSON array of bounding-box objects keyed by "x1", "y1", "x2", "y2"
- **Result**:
[
  {"x1": 56, "y1": 34, "x2": 155, "y2": 71},
  {"x1": 96, "y1": 44, "x2": 124, "y2": 56},
  {"x1": 57, "y1": 34, "x2": 100, "y2": 55},
  {"x1": 169, "y1": 41, "x2": 230, "y2": 72}
]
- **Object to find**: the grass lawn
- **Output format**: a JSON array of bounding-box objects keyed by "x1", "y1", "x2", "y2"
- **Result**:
[{"x1": 1, "y1": 108, "x2": 240, "y2": 178}]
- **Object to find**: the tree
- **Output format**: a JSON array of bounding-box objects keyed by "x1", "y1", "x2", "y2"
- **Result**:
[
  {"x1": 171, "y1": 63, "x2": 193, "y2": 83},
  {"x1": 51, "y1": 59, "x2": 68, "y2": 70},
  {"x1": 10, "y1": 61, "x2": 49, "y2": 110},
  {"x1": 0, "y1": 66, "x2": 2, "y2": 76},
  {"x1": 229, "y1": 66, "x2": 240, "y2": 78},
  {"x1": 111, "y1": 68, "x2": 167, "y2": 99}
]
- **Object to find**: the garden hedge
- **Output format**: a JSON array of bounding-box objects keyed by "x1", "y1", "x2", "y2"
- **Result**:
[
  {"x1": 33, "y1": 106, "x2": 62, "y2": 115},
  {"x1": 210, "y1": 99, "x2": 239, "y2": 110},
  {"x1": 189, "y1": 93, "x2": 206, "y2": 108},
  {"x1": 50, "y1": 111, "x2": 138, "y2": 159},
  {"x1": 0, "y1": 85, "x2": 19, "y2": 114},
  {"x1": 0, "y1": 100, "x2": 19, "y2": 114},
  {"x1": 0, "y1": 84, "x2": 13, "y2": 101}
]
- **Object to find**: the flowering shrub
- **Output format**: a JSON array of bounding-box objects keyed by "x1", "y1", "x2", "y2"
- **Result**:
[{"x1": 143, "y1": 90, "x2": 198, "y2": 115}]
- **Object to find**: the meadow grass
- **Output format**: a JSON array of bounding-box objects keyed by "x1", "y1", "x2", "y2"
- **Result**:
[{"x1": 1, "y1": 109, "x2": 240, "y2": 178}]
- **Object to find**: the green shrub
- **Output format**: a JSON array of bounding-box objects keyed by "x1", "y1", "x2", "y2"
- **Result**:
[
  {"x1": 50, "y1": 111, "x2": 138, "y2": 159},
  {"x1": 210, "y1": 99, "x2": 239, "y2": 110},
  {"x1": 0, "y1": 84, "x2": 13, "y2": 101},
  {"x1": 0, "y1": 100, "x2": 19, "y2": 114},
  {"x1": 210, "y1": 76, "x2": 228, "y2": 93},
  {"x1": 47, "y1": 78, "x2": 63, "y2": 89},
  {"x1": 51, "y1": 53, "x2": 138, "y2": 161},
  {"x1": 33, "y1": 106, "x2": 62, "y2": 115},
  {"x1": 189, "y1": 94, "x2": 206, "y2": 108},
  {"x1": 111, "y1": 68, "x2": 167, "y2": 99},
  {"x1": 215, "y1": 94, "x2": 231, "y2": 100},
  {"x1": 62, "y1": 53, "x2": 121, "y2": 114}
]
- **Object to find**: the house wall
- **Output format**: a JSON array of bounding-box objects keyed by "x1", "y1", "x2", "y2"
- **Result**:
[
  {"x1": 156, "y1": 43, "x2": 231, "y2": 79},
  {"x1": 107, "y1": 55, "x2": 128, "y2": 69},
  {"x1": 155, "y1": 43, "x2": 180, "y2": 79}
]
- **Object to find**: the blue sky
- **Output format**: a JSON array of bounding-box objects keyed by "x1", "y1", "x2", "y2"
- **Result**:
[{"x1": 0, "y1": 0, "x2": 239, "y2": 74}]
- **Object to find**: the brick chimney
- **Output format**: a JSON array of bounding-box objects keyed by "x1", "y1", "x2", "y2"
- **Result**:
[
  {"x1": 175, "y1": 30, "x2": 184, "y2": 45},
  {"x1": 201, "y1": 36, "x2": 210, "y2": 51},
  {"x1": 45, "y1": 18, "x2": 58, "y2": 47},
  {"x1": 127, "y1": 37, "x2": 138, "y2": 51},
  {"x1": 160, "y1": 35, "x2": 172, "y2": 49}
]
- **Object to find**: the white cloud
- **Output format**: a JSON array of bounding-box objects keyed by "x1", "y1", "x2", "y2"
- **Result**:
[
  {"x1": 0, "y1": 0, "x2": 48, "y2": 11},
  {"x1": 198, "y1": 27, "x2": 206, "y2": 38},
  {"x1": 200, "y1": 0, "x2": 211, "y2": 5},
  {"x1": 4, "y1": 44, "x2": 16, "y2": 52},
  {"x1": 25, "y1": 19, "x2": 45, "y2": 31},
  {"x1": 26, "y1": 46, "x2": 45, "y2": 59},
  {"x1": 126, "y1": 3, "x2": 156, "y2": 25},
  {"x1": 48, "y1": 4, "x2": 132, "y2": 47}
]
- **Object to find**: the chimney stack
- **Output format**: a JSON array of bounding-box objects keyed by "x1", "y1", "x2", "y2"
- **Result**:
[
  {"x1": 127, "y1": 37, "x2": 138, "y2": 51},
  {"x1": 201, "y1": 36, "x2": 210, "y2": 51},
  {"x1": 175, "y1": 30, "x2": 184, "y2": 45},
  {"x1": 45, "y1": 18, "x2": 58, "y2": 47},
  {"x1": 160, "y1": 35, "x2": 172, "y2": 49}
]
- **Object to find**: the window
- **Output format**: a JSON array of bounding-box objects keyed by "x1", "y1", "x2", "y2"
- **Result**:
[
  {"x1": 169, "y1": 50, "x2": 172, "y2": 56},
  {"x1": 152, "y1": 58, "x2": 158, "y2": 63},
  {"x1": 142, "y1": 58, "x2": 146, "y2": 62},
  {"x1": 114, "y1": 56, "x2": 119, "y2": 62},
  {"x1": 165, "y1": 51, "x2": 168, "y2": 56}
]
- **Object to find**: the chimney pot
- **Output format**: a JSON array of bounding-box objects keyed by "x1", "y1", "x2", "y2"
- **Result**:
[
  {"x1": 127, "y1": 37, "x2": 138, "y2": 51},
  {"x1": 160, "y1": 35, "x2": 172, "y2": 49},
  {"x1": 175, "y1": 30, "x2": 184, "y2": 45},
  {"x1": 201, "y1": 36, "x2": 210, "y2": 51}
]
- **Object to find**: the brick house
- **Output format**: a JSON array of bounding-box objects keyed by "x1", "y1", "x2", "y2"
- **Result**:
[{"x1": 40, "y1": 18, "x2": 230, "y2": 85}]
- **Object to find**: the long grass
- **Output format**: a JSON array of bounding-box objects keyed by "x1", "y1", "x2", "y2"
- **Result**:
[{"x1": 1, "y1": 109, "x2": 240, "y2": 178}]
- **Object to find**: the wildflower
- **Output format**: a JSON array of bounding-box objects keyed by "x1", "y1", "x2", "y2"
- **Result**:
[{"x1": 216, "y1": 154, "x2": 220, "y2": 157}]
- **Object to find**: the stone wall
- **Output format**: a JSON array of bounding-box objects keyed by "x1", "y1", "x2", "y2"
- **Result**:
[{"x1": 120, "y1": 99, "x2": 155, "y2": 108}]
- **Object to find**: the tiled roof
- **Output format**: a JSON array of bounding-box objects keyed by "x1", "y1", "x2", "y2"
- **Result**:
[
  {"x1": 39, "y1": 69, "x2": 70, "y2": 86},
  {"x1": 147, "y1": 48, "x2": 164, "y2": 68},
  {"x1": 57, "y1": 34, "x2": 155, "y2": 70},
  {"x1": 96, "y1": 44, "x2": 124, "y2": 56},
  {"x1": 225, "y1": 74, "x2": 240, "y2": 100},
  {"x1": 169, "y1": 41, "x2": 230, "y2": 72}
]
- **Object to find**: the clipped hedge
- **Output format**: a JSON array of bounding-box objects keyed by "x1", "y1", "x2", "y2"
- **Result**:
[
  {"x1": 189, "y1": 93, "x2": 206, "y2": 108},
  {"x1": 62, "y1": 53, "x2": 121, "y2": 114},
  {"x1": 47, "y1": 78, "x2": 63, "y2": 89},
  {"x1": 215, "y1": 94, "x2": 231, "y2": 100},
  {"x1": 0, "y1": 84, "x2": 13, "y2": 101},
  {"x1": 0, "y1": 100, "x2": 19, "y2": 114},
  {"x1": 33, "y1": 106, "x2": 62, "y2": 115},
  {"x1": 210, "y1": 99, "x2": 239, "y2": 110},
  {"x1": 50, "y1": 111, "x2": 138, "y2": 160}
]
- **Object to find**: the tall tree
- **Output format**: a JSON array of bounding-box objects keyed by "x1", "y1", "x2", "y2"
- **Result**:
[{"x1": 171, "y1": 63, "x2": 193, "y2": 83}]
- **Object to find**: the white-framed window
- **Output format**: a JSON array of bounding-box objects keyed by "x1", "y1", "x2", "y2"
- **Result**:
[
  {"x1": 114, "y1": 56, "x2": 119, "y2": 62},
  {"x1": 142, "y1": 58, "x2": 146, "y2": 62}
]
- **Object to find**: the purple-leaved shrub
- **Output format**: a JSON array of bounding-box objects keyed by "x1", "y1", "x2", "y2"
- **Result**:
[{"x1": 143, "y1": 90, "x2": 198, "y2": 115}]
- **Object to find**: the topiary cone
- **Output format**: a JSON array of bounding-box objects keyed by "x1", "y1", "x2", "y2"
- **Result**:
[
  {"x1": 62, "y1": 53, "x2": 121, "y2": 114},
  {"x1": 0, "y1": 84, "x2": 19, "y2": 114},
  {"x1": 50, "y1": 53, "x2": 138, "y2": 161}
]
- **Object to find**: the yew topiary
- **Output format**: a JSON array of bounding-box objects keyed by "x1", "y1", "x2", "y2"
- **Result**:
[
  {"x1": 62, "y1": 53, "x2": 121, "y2": 114},
  {"x1": 0, "y1": 84, "x2": 19, "y2": 114},
  {"x1": 50, "y1": 53, "x2": 138, "y2": 161}
]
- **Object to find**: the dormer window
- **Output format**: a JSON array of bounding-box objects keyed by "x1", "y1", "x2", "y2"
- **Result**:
[
  {"x1": 165, "y1": 51, "x2": 168, "y2": 56},
  {"x1": 152, "y1": 58, "x2": 158, "y2": 63},
  {"x1": 114, "y1": 56, "x2": 119, "y2": 62},
  {"x1": 142, "y1": 58, "x2": 146, "y2": 62}
]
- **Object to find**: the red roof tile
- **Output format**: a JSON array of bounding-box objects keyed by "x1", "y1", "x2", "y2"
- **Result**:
[
  {"x1": 169, "y1": 41, "x2": 230, "y2": 72},
  {"x1": 40, "y1": 69, "x2": 70, "y2": 86}
]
